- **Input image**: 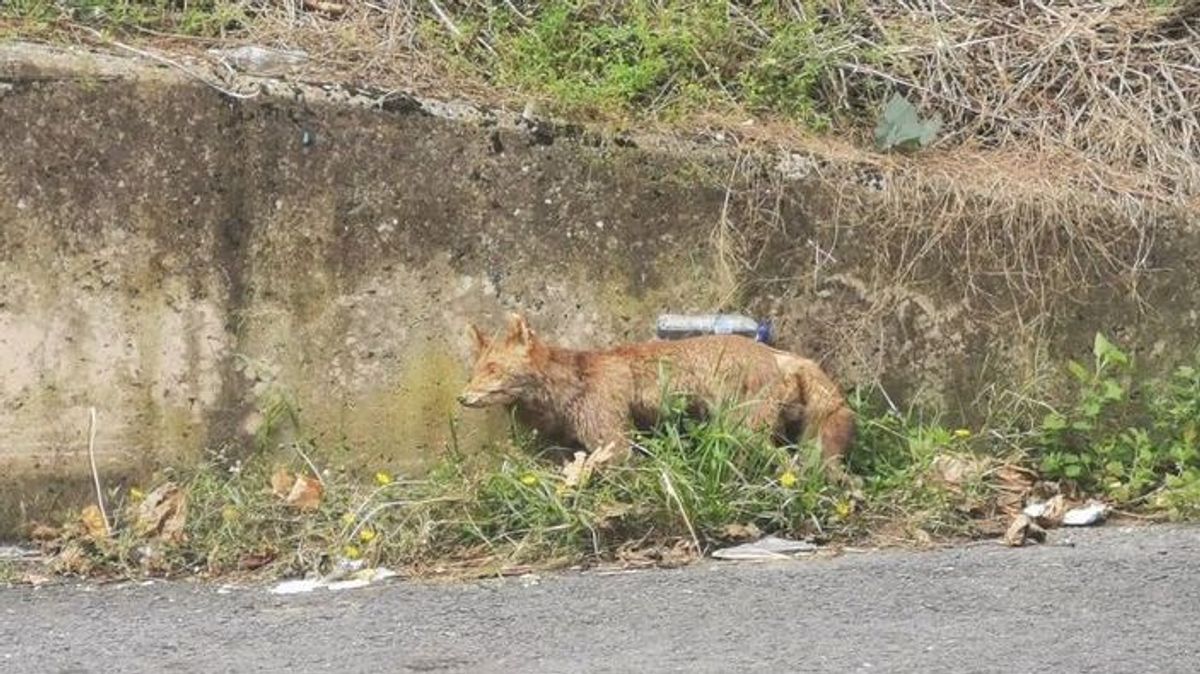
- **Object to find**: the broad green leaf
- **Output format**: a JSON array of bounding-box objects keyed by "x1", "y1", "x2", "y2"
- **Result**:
[
  {"x1": 1093, "y1": 332, "x2": 1129, "y2": 367},
  {"x1": 1066, "y1": 360, "x2": 1090, "y2": 383},
  {"x1": 874, "y1": 93, "x2": 941, "y2": 151}
]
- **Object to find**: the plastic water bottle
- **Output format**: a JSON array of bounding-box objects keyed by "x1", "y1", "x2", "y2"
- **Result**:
[{"x1": 656, "y1": 314, "x2": 772, "y2": 343}]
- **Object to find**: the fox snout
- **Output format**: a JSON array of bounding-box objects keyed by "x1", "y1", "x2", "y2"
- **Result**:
[
  {"x1": 458, "y1": 386, "x2": 503, "y2": 407},
  {"x1": 458, "y1": 386, "x2": 515, "y2": 408}
]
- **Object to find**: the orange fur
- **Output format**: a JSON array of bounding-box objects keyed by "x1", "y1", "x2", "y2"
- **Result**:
[{"x1": 459, "y1": 314, "x2": 855, "y2": 479}]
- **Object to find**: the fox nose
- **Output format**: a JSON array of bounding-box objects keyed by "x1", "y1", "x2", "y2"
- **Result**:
[{"x1": 456, "y1": 394, "x2": 469, "y2": 405}]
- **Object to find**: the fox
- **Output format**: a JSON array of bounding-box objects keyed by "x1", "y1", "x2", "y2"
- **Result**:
[{"x1": 457, "y1": 313, "x2": 856, "y2": 482}]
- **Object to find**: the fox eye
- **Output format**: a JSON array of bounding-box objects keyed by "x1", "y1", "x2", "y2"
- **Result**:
[{"x1": 484, "y1": 364, "x2": 499, "y2": 375}]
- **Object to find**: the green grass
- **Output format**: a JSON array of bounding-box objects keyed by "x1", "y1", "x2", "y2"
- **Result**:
[
  {"x1": 0, "y1": 560, "x2": 18, "y2": 584},
  {"x1": 3, "y1": 0, "x2": 881, "y2": 130},
  {"x1": 1032, "y1": 335, "x2": 1200, "y2": 513},
  {"x1": 450, "y1": 1, "x2": 878, "y2": 128},
  {"x1": 1, "y1": 0, "x2": 248, "y2": 36},
  {"x1": 23, "y1": 333, "x2": 1200, "y2": 581},
  {"x1": 34, "y1": 390, "x2": 997, "y2": 580}
]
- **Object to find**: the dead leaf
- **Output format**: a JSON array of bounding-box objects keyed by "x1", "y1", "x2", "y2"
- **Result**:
[
  {"x1": 1004, "y1": 514, "x2": 1046, "y2": 547},
  {"x1": 28, "y1": 524, "x2": 59, "y2": 542},
  {"x1": 912, "y1": 528, "x2": 933, "y2": 548},
  {"x1": 1032, "y1": 494, "x2": 1069, "y2": 528},
  {"x1": 720, "y1": 523, "x2": 763, "y2": 541},
  {"x1": 973, "y1": 518, "x2": 1009, "y2": 538},
  {"x1": 135, "y1": 483, "x2": 188, "y2": 543},
  {"x1": 995, "y1": 491, "x2": 1027, "y2": 518},
  {"x1": 658, "y1": 539, "x2": 698, "y2": 568},
  {"x1": 992, "y1": 463, "x2": 1040, "y2": 516},
  {"x1": 80, "y1": 505, "x2": 109, "y2": 540},
  {"x1": 929, "y1": 454, "x2": 987, "y2": 491},
  {"x1": 582, "y1": 441, "x2": 623, "y2": 474},
  {"x1": 995, "y1": 463, "x2": 1038, "y2": 492},
  {"x1": 614, "y1": 541, "x2": 659, "y2": 568},
  {"x1": 285, "y1": 474, "x2": 324, "y2": 512},
  {"x1": 51, "y1": 542, "x2": 93, "y2": 575},
  {"x1": 616, "y1": 538, "x2": 697, "y2": 568},
  {"x1": 270, "y1": 467, "x2": 295, "y2": 499},
  {"x1": 561, "y1": 451, "x2": 588, "y2": 488},
  {"x1": 20, "y1": 572, "x2": 51, "y2": 587},
  {"x1": 238, "y1": 552, "x2": 276, "y2": 571},
  {"x1": 594, "y1": 500, "x2": 632, "y2": 523},
  {"x1": 302, "y1": 0, "x2": 346, "y2": 15}
]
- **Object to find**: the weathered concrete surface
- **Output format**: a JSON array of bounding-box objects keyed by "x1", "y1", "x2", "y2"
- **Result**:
[
  {"x1": 0, "y1": 43, "x2": 765, "y2": 532},
  {"x1": 1, "y1": 42, "x2": 1197, "y2": 534}
]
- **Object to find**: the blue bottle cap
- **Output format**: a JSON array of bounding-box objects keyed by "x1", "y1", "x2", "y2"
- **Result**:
[{"x1": 755, "y1": 320, "x2": 772, "y2": 344}]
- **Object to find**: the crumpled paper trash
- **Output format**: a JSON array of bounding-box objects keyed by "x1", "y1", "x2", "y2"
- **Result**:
[
  {"x1": 270, "y1": 558, "x2": 398, "y2": 595},
  {"x1": 1062, "y1": 501, "x2": 1109, "y2": 526},
  {"x1": 711, "y1": 535, "x2": 818, "y2": 561}
]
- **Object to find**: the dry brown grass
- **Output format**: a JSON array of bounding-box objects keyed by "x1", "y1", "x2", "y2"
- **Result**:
[{"x1": 858, "y1": 2, "x2": 1200, "y2": 201}]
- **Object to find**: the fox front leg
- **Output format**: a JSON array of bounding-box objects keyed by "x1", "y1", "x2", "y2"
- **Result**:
[{"x1": 574, "y1": 407, "x2": 634, "y2": 479}]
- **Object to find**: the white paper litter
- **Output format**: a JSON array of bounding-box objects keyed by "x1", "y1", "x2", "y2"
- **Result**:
[
  {"x1": 1062, "y1": 502, "x2": 1109, "y2": 526},
  {"x1": 711, "y1": 535, "x2": 818, "y2": 561},
  {"x1": 269, "y1": 567, "x2": 397, "y2": 595}
]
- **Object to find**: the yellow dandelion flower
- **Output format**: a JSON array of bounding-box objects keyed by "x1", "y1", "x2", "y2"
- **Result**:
[
  {"x1": 779, "y1": 471, "x2": 798, "y2": 489},
  {"x1": 953, "y1": 428, "x2": 972, "y2": 439},
  {"x1": 375, "y1": 471, "x2": 394, "y2": 486},
  {"x1": 835, "y1": 499, "x2": 854, "y2": 520},
  {"x1": 343, "y1": 544, "x2": 362, "y2": 560},
  {"x1": 520, "y1": 473, "x2": 539, "y2": 486},
  {"x1": 130, "y1": 487, "x2": 146, "y2": 503},
  {"x1": 359, "y1": 527, "x2": 377, "y2": 543},
  {"x1": 341, "y1": 512, "x2": 357, "y2": 526},
  {"x1": 221, "y1": 506, "x2": 240, "y2": 523}
]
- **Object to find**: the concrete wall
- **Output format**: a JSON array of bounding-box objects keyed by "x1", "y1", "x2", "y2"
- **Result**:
[{"x1": 2, "y1": 43, "x2": 1196, "y2": 534}]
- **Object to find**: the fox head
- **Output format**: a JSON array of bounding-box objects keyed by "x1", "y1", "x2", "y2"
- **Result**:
[{"x1": 458, "y1": 313, "x2": 542, "y2": 408}]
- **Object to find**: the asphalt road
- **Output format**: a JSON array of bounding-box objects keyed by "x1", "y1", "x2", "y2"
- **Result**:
[{"x1": 2, "y1": 524, "x2": 1198, "y2": 673}]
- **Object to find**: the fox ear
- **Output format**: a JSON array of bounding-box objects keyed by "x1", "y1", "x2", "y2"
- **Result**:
[
  {"x1": 467, "y1": 324, "x2": 490, "y2": 359},
  {"x1": 505, "y1": 313, "x2": 534, "y2": 346}
]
